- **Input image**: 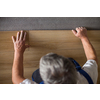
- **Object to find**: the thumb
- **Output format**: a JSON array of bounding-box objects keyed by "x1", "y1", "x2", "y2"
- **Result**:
[
  {"x1": 25, "y1": 44, "x2": 30, "y2": 48},
  {"x1": 72, "y1": 30, "x2": 77, "y2": 36}
]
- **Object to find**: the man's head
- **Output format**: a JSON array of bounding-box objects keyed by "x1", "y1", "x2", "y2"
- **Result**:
[{"x1": 39, "y1": 53, "x2": 78, "y2": 84}]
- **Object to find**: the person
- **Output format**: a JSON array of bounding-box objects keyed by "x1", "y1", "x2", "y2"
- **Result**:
[{"x1": 12, "y1": 27, "x2": 98, "y2": 84}]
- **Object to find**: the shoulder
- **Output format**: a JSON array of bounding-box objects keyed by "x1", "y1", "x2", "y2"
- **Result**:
[
  {"x1": 20, "y1": 79, "x2": 37, "y2": 84},
  {"x1": 82, "y1": 59, "x2": 98, "y2": 71},
  {"x1": 82, "y1": 60, "x2": 98, "y2": 83}
]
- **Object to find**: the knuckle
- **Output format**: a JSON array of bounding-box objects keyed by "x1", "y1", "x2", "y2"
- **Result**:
[{"x1": 76, "y1": 27, "x2": 78, "y2": 29}]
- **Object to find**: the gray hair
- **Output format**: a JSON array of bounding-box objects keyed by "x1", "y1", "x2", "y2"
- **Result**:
[{"x1": 39, "y1": 53, "x2": 78, "y2": 84}]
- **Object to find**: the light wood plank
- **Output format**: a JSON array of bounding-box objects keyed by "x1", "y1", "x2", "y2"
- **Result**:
[
  {"x1": 1, "y1": 49, "x2": 100, "y2": 64},
  {"x1": 0, "y1": 30, "x2": 100, "y2": 84},
  {"x1": 0, "y1": 49, "x2": 86, "y2": 63},
  {"x1": 0, "y1": 31, "x2": 29, "y2": 52}
]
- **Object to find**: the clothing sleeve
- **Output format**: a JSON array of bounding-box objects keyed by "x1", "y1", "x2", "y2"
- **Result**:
[
  {"x1": 20, "y1": 79, "x2": 37, "y2": 84},
  {"x1": 82, "y1": 60, "x2": 98, "y2": 84}
]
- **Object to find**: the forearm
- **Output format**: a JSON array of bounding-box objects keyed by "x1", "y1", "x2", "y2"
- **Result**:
[
  {"x1": 12, "y1": 31, "x2": 28, "y2": 84},
  {"x1": 81, "y1": 37, "x2": 98, "y2": 63},
  {"x1": 12, "y1": 51, "x2": 25, "y2": 83}
]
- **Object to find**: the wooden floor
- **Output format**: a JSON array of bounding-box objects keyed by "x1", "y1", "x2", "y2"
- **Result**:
[{"x1": 0, "y1": 30, "x2": 100, "y2": 84}]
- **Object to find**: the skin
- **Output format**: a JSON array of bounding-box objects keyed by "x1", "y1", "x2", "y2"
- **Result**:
[
  {"x1": 12, "y1": 30, "x2": 29, "y2": 84},
  {"x1": 72, "y1": 27, "x2": 98, "y2": 64},
  {"x1": 12, "y1": 27, "x2": 98, "y2": 84}
]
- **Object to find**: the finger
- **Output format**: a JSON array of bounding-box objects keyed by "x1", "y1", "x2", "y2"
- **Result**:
[
  {"x1": 25, "y1": 45, "x2": 30, "y2": 48},
  {"x1": 20, "y1": 30, "x2": 23, "y2": 40},
  {"x1": 12, "y1": 36, "x2": 16, "y2": 43},
  {"x1": 72, "y1": 30, "x2": 77, "y2": 35},
  {"x1": 23, "y1": 32, "x2": 26, "y2": 41},
  {"x1": 83, "y1": 27, "x2": 86, "y2": 29},
  {"x1": 81, "y1": 27, "x2": 83, "y2": 28},
  {"x1": 76, "y1": 27, "x2": 79, "y2": 31},
  {"x1": 16, "y1": 32, "x2": 20, "y2": 41}
]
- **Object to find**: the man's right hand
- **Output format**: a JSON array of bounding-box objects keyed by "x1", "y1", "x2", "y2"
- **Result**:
[
  {"x1": 72, "y1": 27, "x2": 88, "y2": 40},
  {"x1": 12, "y1": 30, "x2": 29, "y2": 54}
]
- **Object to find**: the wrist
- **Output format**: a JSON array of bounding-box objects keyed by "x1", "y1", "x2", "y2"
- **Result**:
[
  {"x1": 81, "y1": 37, "x2": 90, "y2": 44},
  {"x1": 81, "y1": 37, "x2": 89, "y2": 41},
  {"x1": 14, "y1": 51, "x2": 24, "y2": 56}
]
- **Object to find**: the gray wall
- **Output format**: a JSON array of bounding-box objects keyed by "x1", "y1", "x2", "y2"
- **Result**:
[{"x1": 0, "y1": 17, "x2": 100, "y2": 31}]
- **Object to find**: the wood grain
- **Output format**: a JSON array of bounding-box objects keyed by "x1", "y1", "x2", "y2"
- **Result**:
[{"x1": 0, "y1": 30, "x2": 100, "y2": 84}]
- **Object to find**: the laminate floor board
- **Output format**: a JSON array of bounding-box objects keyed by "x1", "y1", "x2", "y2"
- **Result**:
[
  {"x1": 0, "y1": 49, "x2": 87, "y2": 63},
  {"x1": 0, "y1": 30, "x2": 100, "y2": 84},
  {"x1": 0, "y1": 31, "x2": 29, "y2": 52}
]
